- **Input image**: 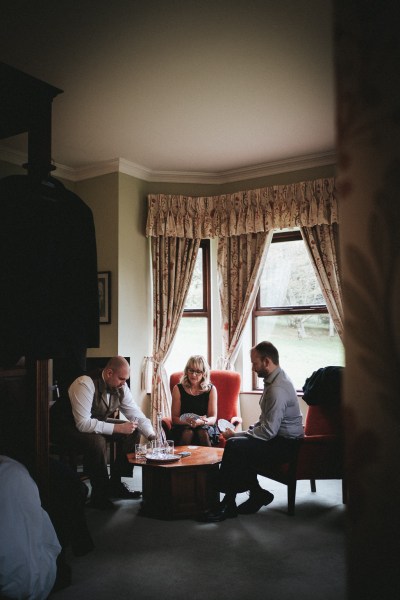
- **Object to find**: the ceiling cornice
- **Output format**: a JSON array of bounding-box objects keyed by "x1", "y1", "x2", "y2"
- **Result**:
[{"x1": 0, "y1": 146, "x2": 336, "y2": 184}]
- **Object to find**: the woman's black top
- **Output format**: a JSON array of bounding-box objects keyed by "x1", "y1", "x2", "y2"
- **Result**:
[
  {"x1": 170, "y1": 383, "x2": 220, "y2": 446},
  {"x1": 176, "y1": 383, "x2": 212, "y2": 416}
]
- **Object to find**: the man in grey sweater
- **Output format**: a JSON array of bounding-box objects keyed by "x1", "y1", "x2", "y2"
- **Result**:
[{"x1": 204, "y1": 341, "x2": 304, "y2": 522}]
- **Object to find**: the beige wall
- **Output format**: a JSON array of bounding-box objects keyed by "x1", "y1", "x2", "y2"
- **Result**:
[
  {"x1": 76, "y1": 173, "x2": 119, "y2": 355},
  {"x1": 0, "y1": 161, "x2": 25, "y2": 177},
  {"x1": 117, "y1": 173, "x2": 151, "y2": 411},
  {"x1": 240, "y1": 392, "x2": 309, "y2": 430},
  {"x1": 73, "y1": 172, "x2": 150, "y2": 412}
]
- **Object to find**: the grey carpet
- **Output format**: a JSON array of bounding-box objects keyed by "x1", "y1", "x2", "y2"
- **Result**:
[{"x1": 52, "y1": 472, "x2": 346, "y2": 600}]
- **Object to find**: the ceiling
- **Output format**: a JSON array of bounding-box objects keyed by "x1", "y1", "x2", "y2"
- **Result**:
[{"x1": 0, "y1": 0, "x2": 335, "y2": 183}]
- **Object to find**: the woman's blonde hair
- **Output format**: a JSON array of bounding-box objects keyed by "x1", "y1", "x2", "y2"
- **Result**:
[{"x1": 180, "y1": 355, "x2": 211, "y2": 390}]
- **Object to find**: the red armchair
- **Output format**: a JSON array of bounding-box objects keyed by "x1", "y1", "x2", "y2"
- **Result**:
[
  {"x1": 258, "y1": 403, "x2": 346, "y2": 515},
  {"x1": 163, "y1": 369, "x2": 242, "y2": 447}
]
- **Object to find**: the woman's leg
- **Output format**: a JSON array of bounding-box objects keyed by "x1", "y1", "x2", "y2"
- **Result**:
[
  {"x1": 195, "y1": 428, "x2": 212, "y2": 447},
  {"x1": 178, "y1": 427, "x2": 195, "y2": 445}
]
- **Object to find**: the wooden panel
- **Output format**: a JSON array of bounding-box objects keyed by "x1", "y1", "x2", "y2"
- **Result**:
[{"x1": 35, "y1": 359, "x2": 51, "y2": 499}]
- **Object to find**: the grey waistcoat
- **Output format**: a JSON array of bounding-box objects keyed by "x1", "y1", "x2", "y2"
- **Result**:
[{"x1": 89, "y1": 369, "x2": 124, "y2": 421}]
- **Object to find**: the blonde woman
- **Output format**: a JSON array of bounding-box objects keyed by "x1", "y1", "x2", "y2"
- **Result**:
[{"x1": 170, "y1": 355, "x2": 218, "y2": 446}]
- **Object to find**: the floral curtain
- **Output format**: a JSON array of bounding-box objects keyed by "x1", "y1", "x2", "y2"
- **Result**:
[
  {"x1": 146, "y1": 178, "x2": 338, "y2": 238},
  {"x1": 300, "y1": 223, "x2": 344, "y2": 341},
  {"x1": 216, "y1": 231, "x2": 273, "y2": 369},
  {"x1": 149, "y1": 235, "x2": 200, "y2": 424}
]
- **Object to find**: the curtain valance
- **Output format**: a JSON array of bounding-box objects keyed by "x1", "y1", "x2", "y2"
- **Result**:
[{"x1": 146, "y1": 177, "x2": 337, "y2": 238}]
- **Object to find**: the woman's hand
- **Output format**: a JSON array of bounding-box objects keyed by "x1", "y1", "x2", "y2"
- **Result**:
[{"x1": 188, "y1": 418, "x2": 203, "y2": 428}]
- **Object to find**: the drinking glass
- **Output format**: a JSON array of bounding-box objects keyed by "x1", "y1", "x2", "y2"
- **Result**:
[
  {"x1": 151, "y1": 440, "x2": 163, "y2": 459},
  {"x1": 135, "y1": 443, "x2": 147, "y2": 462},
  {"x1": 165, "y1": 440, "x2": 174, "y2": 456}
]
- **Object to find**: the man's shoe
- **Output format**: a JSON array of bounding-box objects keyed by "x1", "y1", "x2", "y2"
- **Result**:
[
  {"x1": 201, "y1": 502, "x2": 238, "y2": 522},
  {"x1": 88, "y1": 496, "x2": 115, "y2": 510},
  {"x1": 109, "y1": 481, "x2": 142, "y2": 499},
  {"x1": 237, "y1": 489, "x2": 274, "y2": 514}
]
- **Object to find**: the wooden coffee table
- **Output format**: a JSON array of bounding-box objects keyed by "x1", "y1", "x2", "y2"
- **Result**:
[{"x1": 127, "y1": 445, "x2": 224, "y2": 520}]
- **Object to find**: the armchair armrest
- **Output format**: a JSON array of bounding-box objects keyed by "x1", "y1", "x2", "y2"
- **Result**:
[
  {"x1": 162, "y1": 417, "x2": 172, "y2": 432},
  {"x1": 303, "y1": 434, "x2": 339, "y2": 444}
]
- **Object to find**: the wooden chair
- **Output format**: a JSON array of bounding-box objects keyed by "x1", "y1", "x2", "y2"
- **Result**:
[
  {"x1": 163, "y1": 369, "x2": 242, "y2": 447},
  {"x1": 258, "y1": 403, "x2": 346, "y2": 515}
]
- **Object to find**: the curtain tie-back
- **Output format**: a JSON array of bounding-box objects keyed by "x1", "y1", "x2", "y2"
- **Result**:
[
  {"x1": 141, "y1": 356, "x2": 154, "y2": 391},
  {"x1": 216, "y1": 356, "x2": 235, "y2": 371}
]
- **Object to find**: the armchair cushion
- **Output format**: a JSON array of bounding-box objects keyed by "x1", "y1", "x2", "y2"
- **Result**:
[{"x1": 162, "y1": 416, "x2": 172, "y2": 434}]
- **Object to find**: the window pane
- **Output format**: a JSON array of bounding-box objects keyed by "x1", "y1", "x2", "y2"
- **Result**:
[
  {"x1": 255, "y1": 314, "x2": 345, "y2": 389},
  {"x1": 165, "y1": 317, "x2": 208, "y2": 376},
  {"x1": 260, "y1": 240, "x2": 325, "y2": 307},
  {"x1": 184, "y1": 248, "x2": 203, "y2": 310}
]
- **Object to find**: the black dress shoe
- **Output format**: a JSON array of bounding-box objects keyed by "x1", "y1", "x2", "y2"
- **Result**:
[
  {"x1": 201, "y1": 502, "x2": 238, "y2": 522},
  {"x1": 237, "y1": 489, "x2": 274, "y2": 514},
  {"x1": 109, "y1": 481, "x2": 142, "y2": 499}
]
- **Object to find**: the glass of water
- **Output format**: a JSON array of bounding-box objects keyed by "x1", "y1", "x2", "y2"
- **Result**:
[
  {"x1": 135, "y1": 443, "x2": 147, "y2": 462},
  {"x1": 165, "y1": 440, "x2": 174, "y2": 457}
]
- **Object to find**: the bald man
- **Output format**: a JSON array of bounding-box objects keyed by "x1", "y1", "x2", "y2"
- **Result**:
[{"x1": 58, "y1": 356, "x2": 156, "y2": 509}]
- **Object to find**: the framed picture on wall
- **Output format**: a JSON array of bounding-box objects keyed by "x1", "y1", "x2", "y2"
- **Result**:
[{"x1": 98, "y1": 271, "x2": 111, "y2": 324}]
